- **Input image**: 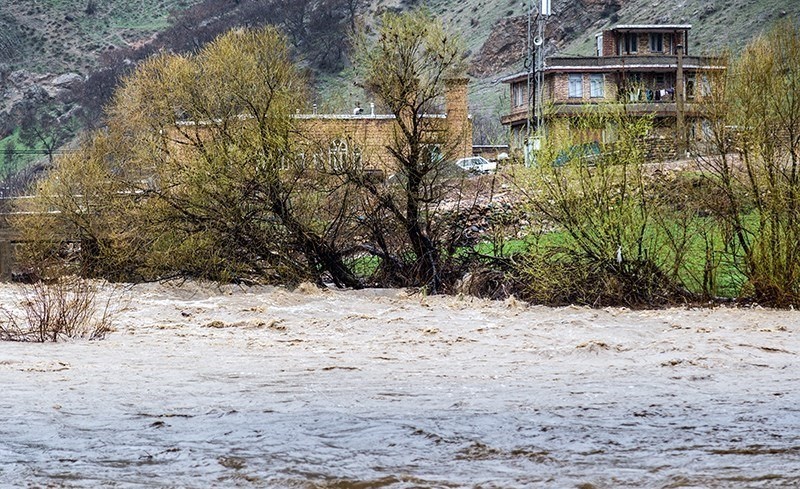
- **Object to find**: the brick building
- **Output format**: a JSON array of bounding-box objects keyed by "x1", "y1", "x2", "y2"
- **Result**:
[
  {"x1": 501, "y1": 25, "x2": 724, "y2": 159},
  {"x1": 172, "y1": 78, "x2": 472, "y2": 176},
  {"x1": 292, "y1": 78, "x2": 472, "y2": 174}
]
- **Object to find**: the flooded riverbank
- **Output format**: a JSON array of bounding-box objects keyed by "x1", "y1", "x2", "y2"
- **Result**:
[{"x1": 1, "y1": 282, "x2": 799, "y2": 487}]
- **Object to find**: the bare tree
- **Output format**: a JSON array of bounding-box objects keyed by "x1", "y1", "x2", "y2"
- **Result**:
[{"x1": 352, "y1": 10, "x2": 480, "y2": 292}]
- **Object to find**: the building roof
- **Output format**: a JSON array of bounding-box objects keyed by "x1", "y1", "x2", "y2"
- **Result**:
[
  {"x1": 609, "y1": 24, "x2": 692, "y2": 31},
  {"x1": 499, "y1": 71, "x2": 528, "y2": 84}
]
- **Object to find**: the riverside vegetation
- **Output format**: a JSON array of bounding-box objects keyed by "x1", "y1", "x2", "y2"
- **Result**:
[{"x1": 9, "y1": 14, "x2": 800, "y2": 323}]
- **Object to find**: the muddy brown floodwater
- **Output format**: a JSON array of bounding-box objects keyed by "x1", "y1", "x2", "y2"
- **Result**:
[{"x1": 1, "y1": 282, "x2": 799, "y2": 488}]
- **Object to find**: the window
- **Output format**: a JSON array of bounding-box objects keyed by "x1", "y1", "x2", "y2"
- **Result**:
[
  {"x1": 649, "y1": 33, "x2": 663, "y2": 52},
  {"x1": 313, "y1": 152, "x2": 325, "y2": 171},
  {"x1": 511, "y1": 125, "x2": 525, "y2": 149},
  {"x1": 590, "y1": 74, "x2": 604, "y2": 98},
  {"x1": 278, "y1": 153, "x2": 291, "y2": 171},
  {"x1": 624, "y1": 33, "x2": 638, "y2": 53},
  {"x1": 423, "y1": 144, "x2": 443, "y2": 166},
  {"x1": 686, "y1": 74, "x2": 696, "y2": 99},
  {"x1": 294, "y1": 152, "x2": 306, "y2": 170},
  {"x1": 700, "y1": 75, "x2": 712, "y2": 97},
  {"x1": 512, "y1": 82, "x2": 526, "y2": 108},
  {"x1": 352, "y1": 147, "x2": 363, "y2": 171},
  {"x1": 568, "y1": 74, "x2": 583, "y2": 98},
  {"x1": 329, "y1": 139, "x2": 348, "y2": 171}
]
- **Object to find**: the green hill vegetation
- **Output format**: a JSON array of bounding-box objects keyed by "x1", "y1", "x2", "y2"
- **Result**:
[{"x1": 0, "y1": 0, "x2": 202, "y2": 74}]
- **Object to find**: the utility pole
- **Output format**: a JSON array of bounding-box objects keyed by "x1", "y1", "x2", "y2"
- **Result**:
[
  {"x1": 525, "y1": 0, "x2": 549, "y2": 166},
  {"x1": 525, "y1": 0, "x2": 533, "y2": 162},
  {"x1": 676, "y1": 41, "x2": 686, "y2": 158}
]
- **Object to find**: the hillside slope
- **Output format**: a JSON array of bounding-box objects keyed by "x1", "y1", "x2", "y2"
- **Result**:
[
  {"x1": 0, "y1": 0, "x2": 797, "y2": 175},
  {"x1": 0, "y1": 1, "x2": 202, "y2": 74}
]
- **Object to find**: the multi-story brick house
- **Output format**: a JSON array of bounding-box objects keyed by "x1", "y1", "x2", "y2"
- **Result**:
[{"x1": 501, "y1": 24, "x2": 724, "y2": 159}]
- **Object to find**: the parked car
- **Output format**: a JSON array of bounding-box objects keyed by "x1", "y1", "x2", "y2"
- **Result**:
[{"x1": 455, "y1": 156, "x2": 497, "y2": 174}]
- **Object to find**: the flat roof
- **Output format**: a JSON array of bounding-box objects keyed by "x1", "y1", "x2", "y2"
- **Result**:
[
  {"x1": 611, "y1": 24, "x2": 692, "y2": 30},
  {"x1": 499, "y1": 71, "x2": 528, "y2": 83}
]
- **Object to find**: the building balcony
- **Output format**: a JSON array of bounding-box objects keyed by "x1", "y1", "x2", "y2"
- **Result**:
[
  {"x1": 545, "y1": 55, "x2": 725, "y2": 73},
  {"x1": 501, "y1": 106, "x2": 529, "y2": 126}
]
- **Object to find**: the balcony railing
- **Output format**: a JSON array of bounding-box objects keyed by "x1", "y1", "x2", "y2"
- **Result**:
[{"x1": 545, "y1": 55, "x2": 724, "y2": 72}]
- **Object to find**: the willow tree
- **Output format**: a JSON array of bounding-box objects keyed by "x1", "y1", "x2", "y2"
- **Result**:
[
  {"x1": 21, "y1": 27, "x2": 361, "y2": 286},
  {"x1": 352, "y1": 9, "x2": 473, "y2": 292},
  {"x1": 12, "y1": 131, "x2": 143, "y2": 279},
  {"x1": 697, "y1": 20, "x2": 800, "y2": 305}
]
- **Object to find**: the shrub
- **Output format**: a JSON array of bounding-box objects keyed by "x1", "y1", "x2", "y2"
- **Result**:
[
  {"x1": 697, "y1": 20, "x2": 800, "y2": 306},
  {"x1": 514, "y1": 104, "x2": 694, "y2": 306},
  {"x1": 0, "y1": 277, "x2": 117, "y2": 342}
]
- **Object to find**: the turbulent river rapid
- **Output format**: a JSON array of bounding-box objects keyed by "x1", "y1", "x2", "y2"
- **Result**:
[{"x1": 1, "y1": 282, "x2": 799, "y2": 487}]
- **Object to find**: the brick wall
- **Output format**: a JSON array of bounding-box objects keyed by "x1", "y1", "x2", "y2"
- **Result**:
[
  {"x1": 445, "y1": 78, "x2": 473, "y2": 160},
  {"x1": 170, "y1": 79, "x2": 473, "y2": 174},
  {"x1": 553, "y1": 73, "x2": 569, "y2": 101},
  {"x1": 601, "y1": 30, "x2": 616, "y2": 56},
  {"x1": 607, "y1": 30, "x2": 687, "y2": 56},
  {"x1": 549, "y1": 73, "x2": 615, "y2": 103},
  {"x1": 295, "y1": 117, "x2": 399, "y2": 170}
]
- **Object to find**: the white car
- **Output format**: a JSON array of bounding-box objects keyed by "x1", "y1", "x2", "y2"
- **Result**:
[{"x1": 455, "y1": 156, "x2": 497, "y2": 174}]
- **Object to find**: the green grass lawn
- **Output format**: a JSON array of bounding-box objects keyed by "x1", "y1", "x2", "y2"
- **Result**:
[{"x1": 473, "y1": 216, "x2": 748, "y2": 299}]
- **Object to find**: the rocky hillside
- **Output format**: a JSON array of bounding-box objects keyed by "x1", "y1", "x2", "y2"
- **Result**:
[{"x1": 0, "y1": 0, "x2": 797, "y2": 175}]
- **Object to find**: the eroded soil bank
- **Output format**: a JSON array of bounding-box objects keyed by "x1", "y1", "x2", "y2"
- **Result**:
[{"x1": 1, "y1": 282, "x2": 799, "y2": 487}]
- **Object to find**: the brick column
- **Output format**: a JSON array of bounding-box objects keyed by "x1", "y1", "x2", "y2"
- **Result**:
[{"x1": 444, "y1": 78, "x2": 472, "y2": 159}]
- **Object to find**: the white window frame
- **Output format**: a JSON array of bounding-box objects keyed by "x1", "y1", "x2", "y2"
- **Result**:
[
  {"x1": 625, "y1": 33, "x2": 638, "y2": 53},
  {"x1": 649, "y1": 33, "x2": 663, "y2": 53},
  {"x1": 352, "y1": 146, "x2": 363, "y2": 171},
  {"x1": 568, "y1": 74, "x2": 583, "y2": 98},
  {"x1": 686, "y1": 74, "x2": 696, "y2": 100},
  {"x1": 590, "y1": 74, "x2": 604, "y2": 98},
  {"x1": 294, "y1": 152, "x2": 306, "y2": 170},
  {"x1": 512, "y1": 83, "x2": 526, "y2": 108},
  {"x1": 700, "y1": 75, "x2": 712, "y2": 97},
  {"x1": 329, "y1": 139, "x2": 348, "y2": 172}
]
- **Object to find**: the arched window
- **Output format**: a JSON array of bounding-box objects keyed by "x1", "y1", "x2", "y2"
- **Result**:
[
  {"x1": 329, "y1": 139, "x2": 348, "y2": 172},
  {"x1": 352, "y1": 146, "x2": 363, "y2": 171},
  {"x1": 293, "y1": 152, "x2": 306, "y2": 171},
  {"x1": 313, "y1": 151, "x2": 325, "y2": 171}
]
